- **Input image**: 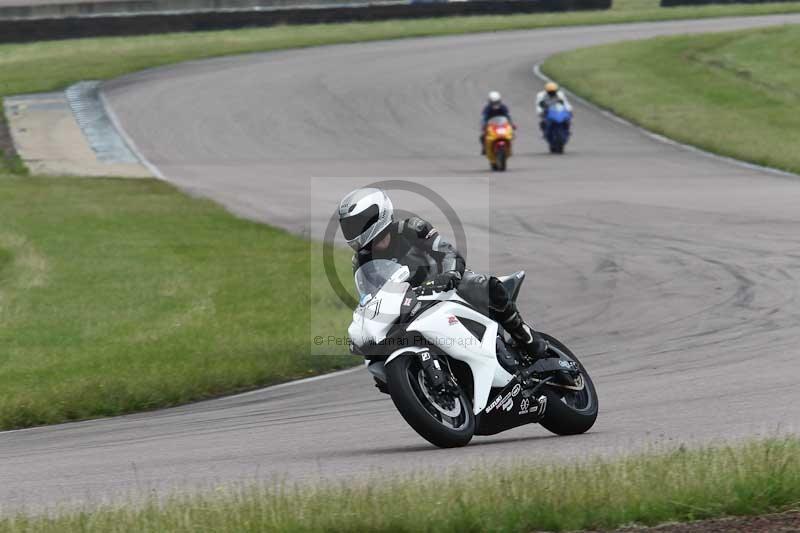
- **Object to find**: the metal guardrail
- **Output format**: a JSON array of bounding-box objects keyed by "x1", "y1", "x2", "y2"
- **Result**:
[
  {"x1": 0, "y1": 0, "x2": 613, "y2": 43},
  {"x1": 0, "y1": 0, "x2": 405, "y2": 20},
  {"x1": 661, "y1": 0, "x2": 796, "y2": 6}
]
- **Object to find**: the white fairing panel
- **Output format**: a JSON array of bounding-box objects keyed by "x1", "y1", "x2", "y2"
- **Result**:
[
  {"x1": 347, "y1": 280, "x2": 408, "y2": 347},
  {"x1": 408, "y1": 301, "x2": 513, "y2": 414}
]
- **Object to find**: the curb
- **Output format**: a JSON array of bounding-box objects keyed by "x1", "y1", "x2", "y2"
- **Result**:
[
  {"x1": 100, "y1": 87, "x2": 165, "y2": 180},
  {"x1": 66, "y1": 81, "x2": 140, "y2": 164}
]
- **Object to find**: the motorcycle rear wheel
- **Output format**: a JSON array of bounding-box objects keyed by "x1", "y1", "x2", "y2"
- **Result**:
[
  {"x1": 386, "y1": 354, "x2": 475, "y2": 448},
  {"x1": 537, "y1": 333, "x2": 598, "y2": 435}
]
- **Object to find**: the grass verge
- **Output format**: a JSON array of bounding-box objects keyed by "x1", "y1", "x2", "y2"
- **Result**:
[
  {"x1": 3, "y1": 1, "x2": 800, "y2": 97},
  {"x1": 543, "y1": 23, "x2": 800, "y2": 175},
  {"x1": 3, "y1": 437, "x2": 800, "y2": 531},
  {"x1": 0, "y1": 176, "x2": 352, "y2": 429},
  {"x1": 0, "y1": 98, "x2": 26, "y2": 175}
]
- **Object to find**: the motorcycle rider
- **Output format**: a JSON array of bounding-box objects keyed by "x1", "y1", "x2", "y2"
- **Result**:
[
  {"x1": 536, "y1": 82, "x2": 573, "y2": 132},
  {"x1": 480, "y1": 91, "x2": 515, "y2": 155},
  {"x1": 338, "y1": 187, "x2": 549, "y2": 364}
]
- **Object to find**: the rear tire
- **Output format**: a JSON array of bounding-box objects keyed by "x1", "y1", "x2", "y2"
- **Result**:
[
  {"x1": 386, "y1": 354, "x2": 475, "y2": 448},
  {"x1": 537, "y1": 334, "x2": 598, "y2": 436}
]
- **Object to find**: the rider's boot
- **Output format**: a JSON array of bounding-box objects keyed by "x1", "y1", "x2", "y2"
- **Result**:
[
  {"x1": 480, "y1": 135, "x2": 486, "y2": 155},
  {"x1": 494, "y1": 302, "x2": 549, "y2": 364}
]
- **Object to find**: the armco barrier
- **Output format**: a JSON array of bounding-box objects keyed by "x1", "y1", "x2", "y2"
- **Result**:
[
  {"x1": 1, "y1": 0, "x2": 400, "y2": 20},
  {"x1": 661, "y1": 0, "x2": 796, "y2": 6},
  {"x1": 1, "y1": 0, "x2": 612, "y2": 43}
]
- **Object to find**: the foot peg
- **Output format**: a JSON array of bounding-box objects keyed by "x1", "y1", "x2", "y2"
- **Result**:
[
  {"x1": 529, "y1": 335, "x2": 551, "y2": 359},
  {"x1": 523, "y1": 328, "x2": 559, "y2": 361}
]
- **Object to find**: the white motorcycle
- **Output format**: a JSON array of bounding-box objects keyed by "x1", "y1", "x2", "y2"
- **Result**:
[{"x1": 348, "y1": 259, "x2": 598, "y2": 448}]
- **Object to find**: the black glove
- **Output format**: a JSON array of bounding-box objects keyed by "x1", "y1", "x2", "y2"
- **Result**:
[{"x1": 419, "y1": 271, "x2": 462, "y2": 295}]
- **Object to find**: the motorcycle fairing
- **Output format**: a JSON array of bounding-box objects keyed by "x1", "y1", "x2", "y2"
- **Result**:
[
  {"x1": 546, "y1": 103, "x2": 572, "y2": 123},
  {"x1": 347, "y1": 280, "x2": 409, "y2": 347},
  {"x1": 475, "y1": 380, "x2": 547, "y2": 436},
  {"x1": 484, "y1": 117, "x2": 514, "y2": 164},
  {"x1": 404, "y1": 300, "x2": 514, "y2": 414}
]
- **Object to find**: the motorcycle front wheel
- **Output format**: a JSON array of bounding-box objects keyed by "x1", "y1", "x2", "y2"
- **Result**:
[
  {"x1": 386, "y1": 354, "x2": 475, "y2": 448},
  {"x1": 495, "y1": 147, "x2": 507, "y2": 171},
  {"x1": 548, "y1": 137, "x2": 565, "y2": 153}
]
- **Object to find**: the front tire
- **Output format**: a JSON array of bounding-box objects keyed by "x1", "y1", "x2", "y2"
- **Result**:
[
  {"x1": 495, "y1": 148, "x2": 507, "y2": 171},
  {"x1": 537, "y1": 334, "x2": 598, "y2": 435},
  {"x1": 386, "y1": 354, "x2": 475, "y2": 448}
]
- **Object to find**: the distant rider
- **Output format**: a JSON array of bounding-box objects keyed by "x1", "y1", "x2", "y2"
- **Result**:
[
  {"x1": 536, "y1": 82, "x2": 573, "y2": 132},
  {"x1": 338, "y1": 187, "x2": 549, "y2": 364},
  {"x1": 480, "y1": 91, "x2": 515, "y2": 155}
]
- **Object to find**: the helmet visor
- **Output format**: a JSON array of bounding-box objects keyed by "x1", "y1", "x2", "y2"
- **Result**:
[{"x1": 341, "y1": 205, "x2": 380, "y2": 241}]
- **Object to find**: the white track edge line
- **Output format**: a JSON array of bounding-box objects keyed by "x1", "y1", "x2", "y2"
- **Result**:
[
  {"x1": 219, "y1": 365, "x2": 362, "y2": 400},
  {"x1": 533, "y1": 64, "x2": 799, "y2": 180},
  {"x1": 99, "y1": 86, "x2": 166, "y2": 180},
  {"x1": 0, "y1": 366, "x2": 362, "y2": 435}
]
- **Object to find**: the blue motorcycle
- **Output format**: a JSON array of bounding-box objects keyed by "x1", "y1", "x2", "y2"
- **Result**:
[{"x1": 543, "y1": 103, "x2": 572, "y2": 154}]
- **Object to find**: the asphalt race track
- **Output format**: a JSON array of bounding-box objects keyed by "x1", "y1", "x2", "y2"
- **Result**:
[{"x1": 3, "y1": 14, "x2": 800, "y2": 511}]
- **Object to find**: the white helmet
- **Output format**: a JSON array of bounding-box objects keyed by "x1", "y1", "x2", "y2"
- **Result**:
[
  {"x1": 338, "y1": 188, "x2": 394, "y2": 251},
  {"x1": 488, "y1": 91, "x2": 502, "y2": 104}
]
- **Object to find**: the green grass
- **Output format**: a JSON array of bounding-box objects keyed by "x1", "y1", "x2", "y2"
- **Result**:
[
  {"x1": 0, "y1": 176, "x2": 353, "y2": 429},
  {"x1": 3, "y1": 1, "x2": 800, "y2": 98},
  {"x1": 3, "y1": 437, "x2": 800, "y2": 532},
  {"x1": 543, "y1": 23, "x2": 800, "y2": 175},
  {"x1": 0, "y1": 98, "x2": 26, "y2": 175}
]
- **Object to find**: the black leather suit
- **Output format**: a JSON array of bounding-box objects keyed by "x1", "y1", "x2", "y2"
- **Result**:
[{"x1": 353, "y1": 217, "x2": 519, "y2": 322}]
